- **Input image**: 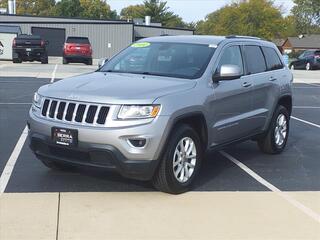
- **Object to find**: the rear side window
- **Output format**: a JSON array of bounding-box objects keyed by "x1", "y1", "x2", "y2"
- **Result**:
[
  {"x1": 243, "y1": 46, "x2": 266, "y2": 74},
  {"x1": 262, "y1": 47, "x2": 283, "y2": 71},
  {"x1": 66, "y1": 37, "x2": 90, "y2": 44}
]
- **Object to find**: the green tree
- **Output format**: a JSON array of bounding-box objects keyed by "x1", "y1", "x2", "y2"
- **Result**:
[
  {"x1": 79, "y1": 0, "x2": 117, "y2": 19},
  {"x1": 120, "y1": 4, "x2": 145, "y2": 20},
  {"x1": 120, "y1": 0, "x2": 187, "y2": 28},
  {"x1": 291, "y1": 0, "x2": 320, "y2": 34},
  {"x1": 53, "y1": 0, "x2": 83, "y2": 17},
  {"x1": 196, "y1": 0, "x2": 291, "y2": 40},
  {"x1": 0, "y1": 0, "x2": 55, "y2": 16}
]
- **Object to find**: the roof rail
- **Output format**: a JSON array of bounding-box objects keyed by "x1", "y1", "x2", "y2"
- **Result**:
[{"x1": 226, "y1": 35, "x2": 261, "y2": 40}]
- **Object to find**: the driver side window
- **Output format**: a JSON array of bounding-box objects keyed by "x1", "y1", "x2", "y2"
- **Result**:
[{"x1": 217, "y1": 46, "x2": 244, "y2": 75}]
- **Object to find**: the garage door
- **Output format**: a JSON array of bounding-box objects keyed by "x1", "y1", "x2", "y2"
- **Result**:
[{"x1": 32, "y1": 27, "x2": 65, "y2": 56}]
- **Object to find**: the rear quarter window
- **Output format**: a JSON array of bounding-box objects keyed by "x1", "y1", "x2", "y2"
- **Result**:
[
  {"x1": 243, "y1": 45, "x2": 266, "y2": 74},
  {"x1": 66, "y1": 37, "x2": 90, "y2": 44},
  {"x1": 262, "y1": 47, "x2": 283, "y2": 71}
]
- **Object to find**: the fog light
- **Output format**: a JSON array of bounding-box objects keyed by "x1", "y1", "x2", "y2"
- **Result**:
[{"x1": 128, "y1": 138, "x2": 147, "y2": 148}]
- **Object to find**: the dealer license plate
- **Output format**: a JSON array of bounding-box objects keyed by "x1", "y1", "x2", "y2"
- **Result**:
[{"x1": 52, "y1": 127, "x2": 78, "y2": 147}]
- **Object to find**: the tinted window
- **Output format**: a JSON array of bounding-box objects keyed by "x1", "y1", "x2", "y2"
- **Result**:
[
  {"x1": 217, "y1": 45, "x2": 243, "y2": 75},
  {"x1": 101, "y1": 42, "x2": 215, "y2": 79},
  {"x1": 262, "y1": 47, "x2": 283, "y2": 70},
  {"x1": 243, "y1": 46, "x2": 266, "y2": 74},
  {"x1": 66, "y1": 37, "x2": 90, "y2": 44}
]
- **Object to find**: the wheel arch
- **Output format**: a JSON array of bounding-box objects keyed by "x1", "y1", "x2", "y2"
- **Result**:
[{"x1": 277, "y1": 95, "x2": 292, "y2": 115}]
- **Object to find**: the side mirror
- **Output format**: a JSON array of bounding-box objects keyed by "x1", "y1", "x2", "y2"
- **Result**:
[
  {"x1": 213, "y1": 64, "x2": 242, "y2": 82},
  {"x1": 98, "y1": 58, "x2": 108, "y2": 68}
]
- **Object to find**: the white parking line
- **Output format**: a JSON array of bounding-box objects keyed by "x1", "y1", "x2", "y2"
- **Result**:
[
  {"x1": 0, "y1": 65, "x2": 58, "y2": 193},
  {"x1": 0, "y1": 126, "x2": 28, "y2": 194},
  {"x1": 0, "y1": 103, "x2": 31, "y2": 105},
  {"x1": 220, "y1": 151, "x2": 320, "y2": 223},
  {"x1": 291, "y1": 116, "x2": 320, "y2": 129},
  {"x1": 293, "y1": 106, "x2": 320, "y2": 109},
  {"x1": 50, "y1": 64, "x2": 58, "y2": 83}
]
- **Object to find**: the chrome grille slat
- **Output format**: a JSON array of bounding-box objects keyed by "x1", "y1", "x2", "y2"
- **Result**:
[
  {"x1": 93, "y1": 105, "x2": 102, "y2": 125},
  {"x1": 40, "y1": 98, "x2": 110, "y2": 126},
  {"x1": 72, "y1": 103, "x2": 79, "y2": 122},
  {"x1": 62, "y1": 102, "x2": 69, "y2": 121}
]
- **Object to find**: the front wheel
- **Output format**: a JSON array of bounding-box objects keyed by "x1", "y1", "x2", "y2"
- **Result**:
[
  {"x1": 152, "y1": 125, "x2": 203, "y2": 194},
  {"x1": 306, "y1": 62, "x2": 311, "y2": 71},
  {"x1": 257, "y1": 105, "x2": 290, "y2": 154}
]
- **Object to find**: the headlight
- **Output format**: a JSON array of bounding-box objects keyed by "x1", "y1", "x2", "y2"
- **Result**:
[
  {"x1": 118, "y1": 105, "x2": 161, "y2": 119},
  {"x1": 33, "y1": 92, "x2": 43, "y2": 108}
]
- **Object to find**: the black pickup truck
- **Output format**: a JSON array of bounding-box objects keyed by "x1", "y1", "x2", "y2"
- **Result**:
[{"x1": 12, "y1": 34, "x2": 48, "y2": 64}]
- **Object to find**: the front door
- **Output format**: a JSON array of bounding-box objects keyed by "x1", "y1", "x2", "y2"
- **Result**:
[{"x1": 208, "y1": 44, "x2": 253, "y2": 146}]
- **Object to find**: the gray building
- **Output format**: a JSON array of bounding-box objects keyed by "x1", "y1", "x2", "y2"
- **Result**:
[{"x1": 0, "y1": 14, "x2": 193, "y2": 59}]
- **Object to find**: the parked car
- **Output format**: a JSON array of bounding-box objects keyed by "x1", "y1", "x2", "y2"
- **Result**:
[
  {"x1": 289, "y1": 49, "x2": 320, "y2": 70},
  {"x1": 28, "y1": 35, "x2": 293, "y2": 194},
  {"x1": 12, "y1": 34, "x2": 48, "y2": 64},
  {"x1": 63, "y1": 36, "x2": 92, "y2": 65}
]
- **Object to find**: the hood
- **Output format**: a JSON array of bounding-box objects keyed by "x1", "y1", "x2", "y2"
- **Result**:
[{"x1": 38, "y1": 72, "x2": 196, "y2": 104}]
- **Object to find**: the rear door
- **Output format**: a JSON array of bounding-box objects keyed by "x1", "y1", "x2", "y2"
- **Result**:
[
  {"x1": 241, "y1": 45, "x2": 270, "y2": 133},
  {"x1": 250, "y1": 46, "x2": 284, "y2": 131},
  {"x1": 209, "y1": 44, "x2": 254, "y2": 146}
]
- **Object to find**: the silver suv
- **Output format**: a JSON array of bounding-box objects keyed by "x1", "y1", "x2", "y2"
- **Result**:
[{"x1": 28, "y1": 35, "x2": 293, "y2": 194}]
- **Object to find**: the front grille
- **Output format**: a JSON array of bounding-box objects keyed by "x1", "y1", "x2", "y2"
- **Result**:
[{"x1": 41, "y1": 98, "x2": 109, "y2": 126}]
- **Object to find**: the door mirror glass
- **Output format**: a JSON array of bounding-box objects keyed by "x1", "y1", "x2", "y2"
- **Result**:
[{"x1": 213, "y1": 64, "x2": 242, "y2": 81}]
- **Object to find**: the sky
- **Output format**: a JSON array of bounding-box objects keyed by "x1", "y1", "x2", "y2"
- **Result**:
[{"x1": 108, "y1": 0, "x2": 295, "y2": 22}]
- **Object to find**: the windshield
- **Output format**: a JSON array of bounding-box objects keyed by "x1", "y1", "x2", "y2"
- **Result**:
[{"x1": 100, "y1": 42, "x2": 215, "y2": 79}]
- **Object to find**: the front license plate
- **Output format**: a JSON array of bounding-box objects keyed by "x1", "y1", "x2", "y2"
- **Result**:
[
  {"x1": 52, "y1": 127, "x2": 78, "y2": 147},
  {"x1": 26, "y1": 48, "x2": 31, "y2": 52},
  {"x1": 76, "y1": 47, "x2": 81, "y2": 50}
]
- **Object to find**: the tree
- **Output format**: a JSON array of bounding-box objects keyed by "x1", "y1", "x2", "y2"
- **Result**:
[
  {"x1": 53, "y1": 0, "x2": 83, "y2": 18},
  {"x1": 196, "y1": 0, "x2": 291, "y2": 40},
  {"x1": 120, "y1": 0, "x2": 187, "y2": 28},
  {"x1": 0, "y1": 0, "x2": 55, "y2": 16},
  {"x1": 291, "y1": 0, "x2": 320, "y2": 34},
  {"x1": 79, "y1": 0, "x2": 117, "y2": 19},
  {"x1": 120, "y1": 4, "x2": 145, "y2": 20}
]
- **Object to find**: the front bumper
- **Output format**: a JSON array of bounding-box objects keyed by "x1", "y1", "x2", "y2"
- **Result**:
[
  {"x1": 29, "y1": 134, "x2": 158, "y2": 180},
  {"x1": 28, "y1": 108, "x2": 170, "y2": 180}
]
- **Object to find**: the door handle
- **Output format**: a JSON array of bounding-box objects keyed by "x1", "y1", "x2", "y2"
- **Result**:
[
  {"x1": 269, "y1": 76, "x2": 277, "y2": 81},
  {"x1": 242, "y1": 82, "x2": 252, "y2": 87}
]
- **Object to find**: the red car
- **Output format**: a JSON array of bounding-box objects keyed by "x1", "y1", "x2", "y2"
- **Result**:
[{"x1": 63, "y1": 36, "x2": 92, "y2": 65}]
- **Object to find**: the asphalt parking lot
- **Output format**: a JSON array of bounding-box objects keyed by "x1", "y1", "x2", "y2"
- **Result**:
[{"x1": 0, "y1": 60, "x2": 320, "y2": 239}]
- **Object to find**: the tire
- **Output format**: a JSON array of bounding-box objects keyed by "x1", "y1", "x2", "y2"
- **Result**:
[
  {"x1": 257, "y1": 105, "x2": 290, "y2": 154},
  {"x1": 13, "y1": 58, "x2": 22, "y2": 63},
  {"x1": 86, "y1": 58, "x2": 93, "y2": 65},
  {"x1": 290, "y1": 64, "x2": 294, "y2": 70},
  {"x1": 152, "y1": 124, "x2": 203, "y2": 194},
  {"x1": 63, "y1": 57, "x2": 68, "y2": 64},
  {"x1": 39, "y1": 157, "x2": 73, "y2": 171},
  {"x1": 306, "y1": 62, "x2": 311, "y2": 71},
  {"x1": 41, "y1": 56, "x2": 48, "y2": 64}
]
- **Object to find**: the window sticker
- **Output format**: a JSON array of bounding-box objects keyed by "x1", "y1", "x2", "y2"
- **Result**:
[
  {"x1": 131, "y1": 42, "x2": 151, "y2": 48},
  {"x1": 209, "y1": 44, "x2": 218, "y2": 48}
]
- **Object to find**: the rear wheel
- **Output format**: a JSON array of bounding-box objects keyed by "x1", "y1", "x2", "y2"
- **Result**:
[
  {"x1": 13, "y1": 58, "x2": 22, "y2": 63},
  {"x1": 257, "y1": 105, "x2": 290, "y2": 154},
  {"x1": 41, "y1": 55, "x2": 48, "y2": 64},
  {"x1": 86, "y1": 58, "x2": 93, "y2": 65},
  {"x1": 63, "y1": 57, "x2": 68, "y2": 64},
  {"x1": 152, "y1": 124, "x2": 203, "y2": 194}
]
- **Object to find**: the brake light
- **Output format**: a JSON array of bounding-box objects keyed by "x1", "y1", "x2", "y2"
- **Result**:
[{"x1": 12, "y1": 39, "x2": 16, "y2": 47}]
